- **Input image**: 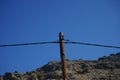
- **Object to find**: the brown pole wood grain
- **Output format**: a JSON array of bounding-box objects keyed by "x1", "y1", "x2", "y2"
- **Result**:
[{"x1": 59, "y1": 32, "x2": 68, "y2": 80}]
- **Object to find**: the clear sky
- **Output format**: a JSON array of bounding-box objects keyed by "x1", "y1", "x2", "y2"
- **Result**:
[{"x1": 0, "y1": 0, "x2": 120, "y2": 75}]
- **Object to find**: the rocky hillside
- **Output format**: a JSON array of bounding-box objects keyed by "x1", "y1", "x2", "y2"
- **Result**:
[{"x1": 1, "y1": 52, "x2": 120, "y2": 80}]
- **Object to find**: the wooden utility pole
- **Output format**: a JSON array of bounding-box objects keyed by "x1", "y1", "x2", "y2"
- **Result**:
[{"x1": 59, "y1": 32, "x2": 68, "y2": 80}]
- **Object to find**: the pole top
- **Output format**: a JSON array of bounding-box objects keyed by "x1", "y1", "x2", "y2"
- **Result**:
[
  {"x1": 59, "y1": 32, "x2": 64, "y2": 40},
  {"x1": 59, "y1": 32, "x2": 64, "y2": 36}
]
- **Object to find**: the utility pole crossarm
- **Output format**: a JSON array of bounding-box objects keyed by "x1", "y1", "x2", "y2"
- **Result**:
[{"x1": 59, "y1": 32, "x2": 68, "y2": 80}]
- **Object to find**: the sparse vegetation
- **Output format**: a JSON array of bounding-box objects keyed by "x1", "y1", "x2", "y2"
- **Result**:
[
  {"x1": 36, "y1": 72, "x2": 44, "y2": 80},
  {"x1": 1, "y1": 52, "x2": 120, "y2": 80}
]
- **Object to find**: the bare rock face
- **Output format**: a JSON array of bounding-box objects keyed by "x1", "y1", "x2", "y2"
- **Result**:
[{"x1": 1, "y1": 52, "x2": 120, "y2": 80}]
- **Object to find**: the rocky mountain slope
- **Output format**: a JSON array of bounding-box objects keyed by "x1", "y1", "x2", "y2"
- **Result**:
[{"x1": 1, "y1": 52, "x2": 120, "y2": 80}]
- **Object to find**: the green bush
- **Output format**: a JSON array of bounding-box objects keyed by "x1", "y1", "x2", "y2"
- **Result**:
[{"x1": 37, "y1": 72, "x2": 44, "y2": 80}]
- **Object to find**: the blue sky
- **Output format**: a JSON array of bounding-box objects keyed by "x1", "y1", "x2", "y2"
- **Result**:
[{"x1": 0, "y1": 0, "x2": 120, "y2": 75}]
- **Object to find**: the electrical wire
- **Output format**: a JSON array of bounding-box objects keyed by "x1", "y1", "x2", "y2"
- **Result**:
[
  {"x1": 0, "y1": 40, "x2": 120, "y2": 49},
  {"x1": 65, "y1": 41, "x2": 120, "y2": 49},
  {"x1": 0, "y1": 41, "x2": 59, "y2": 47}
]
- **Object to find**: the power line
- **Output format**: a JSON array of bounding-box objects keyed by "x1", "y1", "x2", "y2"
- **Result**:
[
  {"x1": 0, "y1": 41, "x2": 59, "y2": 47},
  {"x1": 65, "y1": 41, "x2": 120, "y2": 49},
  {"x1": 0, "y1": 40, "x2": 120, "y2": 49}
]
